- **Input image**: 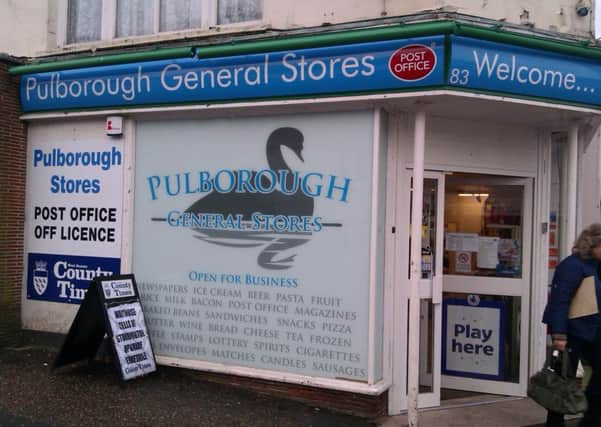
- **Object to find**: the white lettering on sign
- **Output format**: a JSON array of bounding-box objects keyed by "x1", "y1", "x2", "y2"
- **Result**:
[
  {"x1": 388, "y1": 44, "x2": 436, "y2": 81},
  {"x1": 472, "y1": 51, "x2": 577, "y2": 90}
]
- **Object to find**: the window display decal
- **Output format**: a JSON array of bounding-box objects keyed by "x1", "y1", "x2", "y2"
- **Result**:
[
  {"x1": 150, "y1": 127, "x2": 344, "y2": 270},
  {"x1": 133, "y1": 112, "x2": 376, "y2": 380}
]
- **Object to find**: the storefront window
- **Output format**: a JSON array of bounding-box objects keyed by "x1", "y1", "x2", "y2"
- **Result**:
[
  {"x1": 132, "y1": 111, "x2": 380, "y2": 382},
  {"x1": 444, "y1": 174, "x2": 524, "y2": 278}
]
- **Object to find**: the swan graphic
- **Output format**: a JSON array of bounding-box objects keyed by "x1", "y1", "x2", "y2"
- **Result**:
[{"x1": 183, "y1": 127, "x2": 317, "y2": 270}]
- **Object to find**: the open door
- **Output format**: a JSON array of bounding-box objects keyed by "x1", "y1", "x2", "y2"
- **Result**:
[
  {"x1": 398, "y1": 172, "x2": 532, "y2": 410},
  {"x1": 401, "y1": 170, "x2": 445, "y2": 408}
]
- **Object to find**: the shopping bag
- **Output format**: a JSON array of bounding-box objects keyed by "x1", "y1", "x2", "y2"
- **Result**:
[
  {"x1": 527, "y1": 351, "x2": 587, "y2": 415},
  {"x1": 568, "y1": 276, "x2": 599, "y2": 319}
]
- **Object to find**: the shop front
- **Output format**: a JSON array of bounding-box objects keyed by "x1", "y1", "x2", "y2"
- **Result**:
[{"x1": 13, "y1": 20, "x2": 601, "y2": 416}]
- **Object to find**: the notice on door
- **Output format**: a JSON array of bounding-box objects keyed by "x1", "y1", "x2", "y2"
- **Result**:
[{"x1": 442, "y1": 297, "x2": 505, "y2": 380}]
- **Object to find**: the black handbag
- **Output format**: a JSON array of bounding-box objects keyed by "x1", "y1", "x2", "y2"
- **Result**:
[{"x1": 527, "y1": 350, "x2": 588, "y2": 415}]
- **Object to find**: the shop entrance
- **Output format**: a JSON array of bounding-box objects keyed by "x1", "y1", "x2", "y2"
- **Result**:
[{"x1": 401, "y1": 171, "x2": 532, "y2": 408}]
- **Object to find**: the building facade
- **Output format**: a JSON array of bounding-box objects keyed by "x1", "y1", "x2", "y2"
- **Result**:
[
  {"x1": 0, "y1": 54, "x2": 26, "y2": 347},
  {"x1": 3, "y1": 0, "x2": 601, "y2": 418}
]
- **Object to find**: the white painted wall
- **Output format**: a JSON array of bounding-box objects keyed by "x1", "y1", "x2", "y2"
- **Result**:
[
  {"x1": 265, "y1": 0, "x2": 593, "y2": 37},
  {"x1": 0, "y1": 0, "x2": 55, "y2": 57},
  {"x1": 0, "y1": 1, "x2": 594, "y2": 57},
  {"x1": 578, "y1": 130, "x2": 601, "y2": 228},
  {"x1": 398, "y1": 115, "x2": 539, "y2": 176}
]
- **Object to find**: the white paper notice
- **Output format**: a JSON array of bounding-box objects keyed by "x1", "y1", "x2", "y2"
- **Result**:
[
  {"x1": 107, "y1": 302, "x2": 156, "y2": 380},
  {"x1": 455, "y1": 251, "x2": 473, "y2": 273},
  {"x1": 477, "y1": 237, "x2": 499, "y2": 269},
  {"x1": 446, "y1": 233, "x2": 479, "y2": 252}
]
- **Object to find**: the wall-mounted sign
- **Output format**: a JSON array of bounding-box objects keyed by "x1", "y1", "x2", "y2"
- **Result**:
[
  {"x1": 449, "y1": 35, "x2": 601, "y2": 107},
  {"x1": 20, "y1": 36, "x2": 444, "y2": 112},
  {"x1": 132, "y1": 111, "x2": 381, "y2": 381},
  {"x1": 19, "y1": 33, "x2": 601, "y2": 112},
  {"x1": 24, "y1": 123, "x2": 123, "y2": 304},
  {"x1": 442, "y1": 297, "x2": 505, "y2": 380}
]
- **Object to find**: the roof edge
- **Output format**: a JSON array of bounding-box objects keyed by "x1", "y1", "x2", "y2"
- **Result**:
[{"x1": 9, "y1": 12, "x2": 601, "y2": 75}]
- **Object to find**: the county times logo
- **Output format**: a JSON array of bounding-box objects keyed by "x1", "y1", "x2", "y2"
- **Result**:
[{"x1": 33, "y1": 260, "x2": 49, "y2": 296}]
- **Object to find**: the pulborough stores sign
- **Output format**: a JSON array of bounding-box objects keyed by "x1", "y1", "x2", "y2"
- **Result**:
[
  {"x1": 19, "y1": 35, "x2": 601, "y2": 112},
  {"x1": 20, "y1": 36, "x2": 444, "y2": 111},
  {"x1": 25, "y1": 128, "x2": 123, "y2": 304}
]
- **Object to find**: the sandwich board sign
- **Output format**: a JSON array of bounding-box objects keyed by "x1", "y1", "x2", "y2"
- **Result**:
[{"x1": 53, "y1": 274, "x2": 156, "y2": 381}]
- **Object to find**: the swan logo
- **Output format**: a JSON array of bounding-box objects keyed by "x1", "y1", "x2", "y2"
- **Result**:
[
  {"x1": 389, "y1": 44, "x2": 437, "y2": 81},
  {"x1": 153, "y1": 127, "x2": 343, "y2": 270}
]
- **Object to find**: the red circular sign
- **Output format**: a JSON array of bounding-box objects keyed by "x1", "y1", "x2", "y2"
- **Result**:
[{"x1": 388, "y1": 44, "x2": 436, "y2": 81}]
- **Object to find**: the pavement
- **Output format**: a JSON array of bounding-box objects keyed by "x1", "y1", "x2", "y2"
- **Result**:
[
  {"x1": 376, "y1": 395, "x2": 582, "y2": 427},
  {"x1": 0, "y1": 345, "x2": 372, "y2": 427},
  {"x1": 0, "y1": 344, "x2": 584, "y2": 427}
]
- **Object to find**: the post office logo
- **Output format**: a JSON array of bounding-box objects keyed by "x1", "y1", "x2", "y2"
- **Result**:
[{"x1": 389, "y1": 44, "x2": 437, "y2": 81}]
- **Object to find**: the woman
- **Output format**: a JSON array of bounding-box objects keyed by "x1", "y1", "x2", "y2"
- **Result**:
[{"x1": 543, "y1": 223, "x2": 601, "y2": 427}]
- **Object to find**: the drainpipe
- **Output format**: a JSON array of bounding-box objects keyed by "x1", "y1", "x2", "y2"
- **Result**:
[
  {"x1": 565, "y1": 124, "x2": 579, "y2": 255},
  {"x1": 408, "y1": 111, "x2": 426, "y2": 426}
]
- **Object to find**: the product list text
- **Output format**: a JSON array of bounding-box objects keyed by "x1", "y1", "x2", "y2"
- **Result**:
[{"x1": 138, "y1": 276, "x2": 366, "y2": 380}]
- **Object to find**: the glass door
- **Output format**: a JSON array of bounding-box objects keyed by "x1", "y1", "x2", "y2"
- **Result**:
[
  {"x1": 441, "y1": 174, "x2": 532, "y2": 396},
  {"x1": 404, "y1": 171, "x2": 445, "y2": 408}
]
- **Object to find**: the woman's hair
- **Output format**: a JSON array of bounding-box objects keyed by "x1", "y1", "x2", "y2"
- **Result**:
[{"x1": 573, "y1": 223, "x2": 601, "y2": 259}]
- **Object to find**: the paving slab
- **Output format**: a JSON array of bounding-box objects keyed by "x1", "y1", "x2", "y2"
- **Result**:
[
  {"x1": 376, "y1": 396, "x2": 583, "y2": 427},
  {"x1": 0, "y1": 346, "x2": 373, "y2": 427}
]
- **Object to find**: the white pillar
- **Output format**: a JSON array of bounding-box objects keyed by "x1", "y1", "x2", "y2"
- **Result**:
[
  {"x1": 408, "y1": 111, "x2": 426, "y2": 427},
  {"x1": 565, "y1": 124, "x2": 578, "y2": 255}
]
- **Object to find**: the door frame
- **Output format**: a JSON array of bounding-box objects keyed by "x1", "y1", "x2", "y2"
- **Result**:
[
  {"x1": 396, "y1": 170, "x2": 446, "y2": 409},
  {"x1": 392, "y1": 170, "x2": 533, "y2": 411}
]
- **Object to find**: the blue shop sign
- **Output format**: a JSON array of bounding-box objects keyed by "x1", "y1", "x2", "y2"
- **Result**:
[
  {"x1": 20, "y1": 36, "x2": 445, "y2": 112},
  {"x1": 27, "y1": 252, "x2": 121, "y2": 304},
  {"x1": 449, "y1": 35, "x2": 601, "y2": 106}
]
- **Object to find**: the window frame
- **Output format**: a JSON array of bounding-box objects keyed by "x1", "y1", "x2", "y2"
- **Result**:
[{"x1": 57, "y1": 0, "x2": 262, "y2": 47}]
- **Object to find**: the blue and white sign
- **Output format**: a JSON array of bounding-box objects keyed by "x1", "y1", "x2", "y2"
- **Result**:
[
  {"x1": 442, "y1": 297, "x2": 505, "y2": 380},
  {"x1": 20, "y1": 36, "x2": 445, "y2": 112},
  {"x1": 449, "y1": 35, "x2": 601, "y2": 106},
  {"x1": 24, "y1": 122, "x2": 124, "y2": 306},
  {"x1": 27, "y1": 253, "x2": 120, "y2": 304}
]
